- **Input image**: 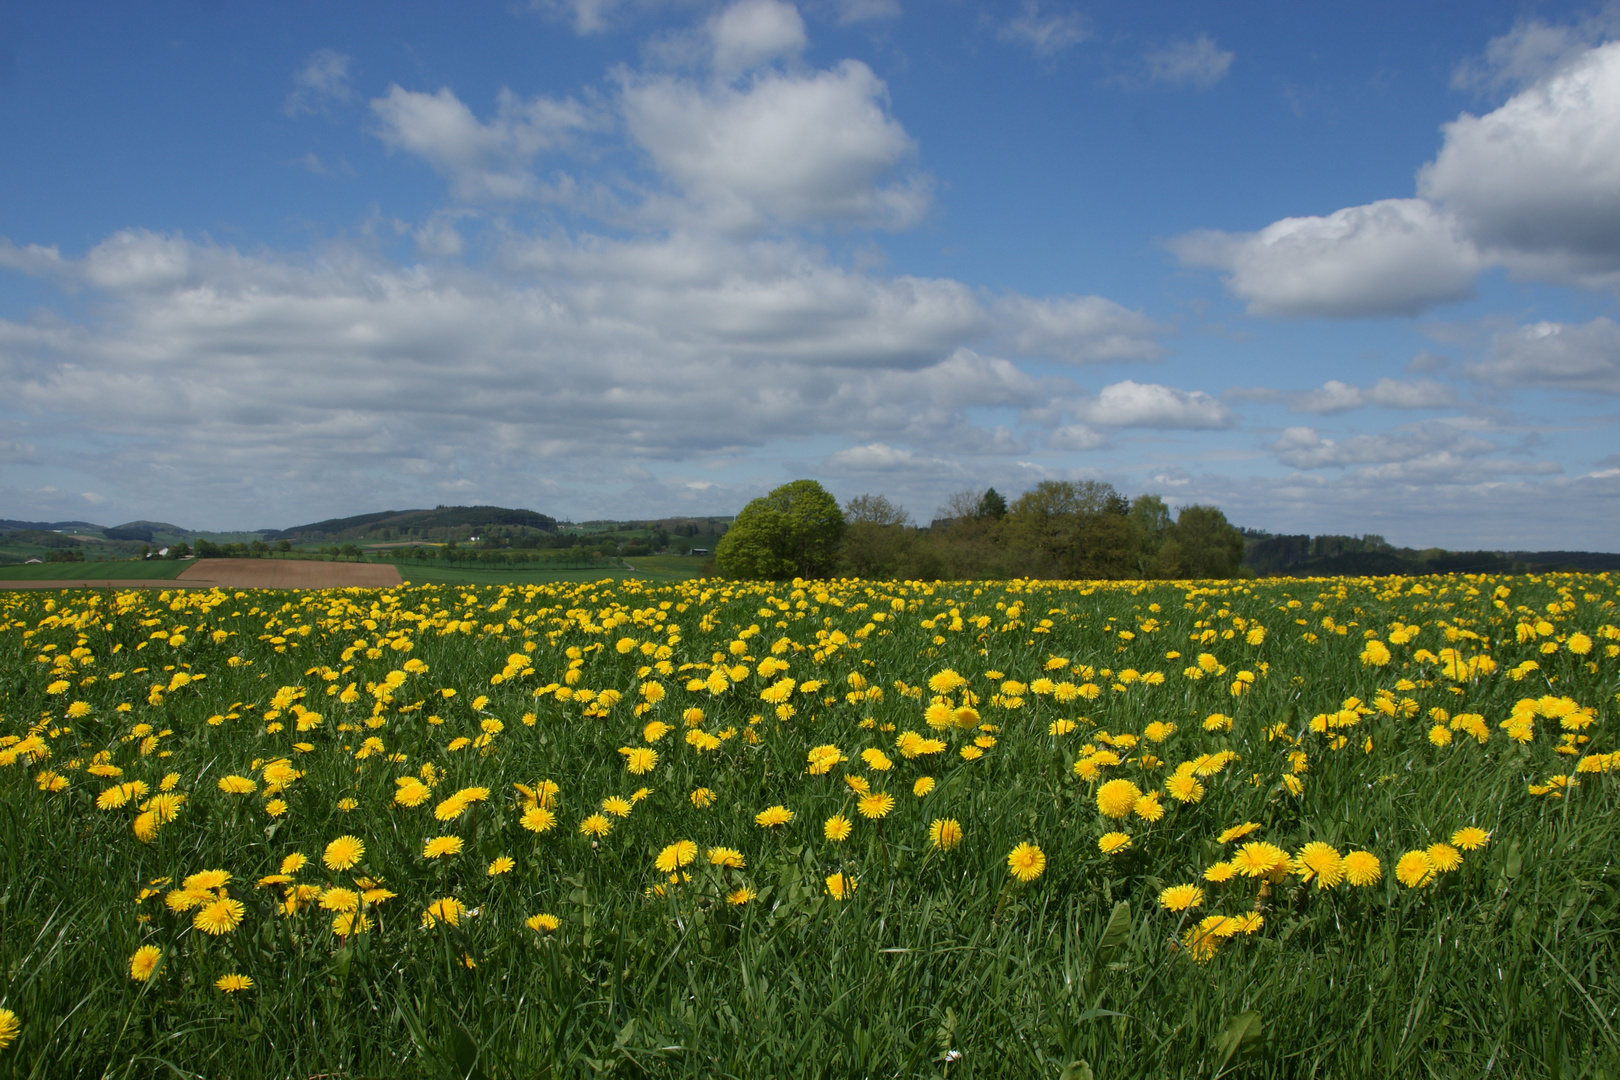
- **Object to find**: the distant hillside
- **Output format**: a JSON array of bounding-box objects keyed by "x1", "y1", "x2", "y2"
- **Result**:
[
  {"x1": 1242, "y1": 531, "x2": 1620, "y2": 577},
  {"x1": 262, "y1": 505, "x2": 558, "y2": 543},
  {"x1": 0, "y1": 519, "x2": 106, "y2": 534}
]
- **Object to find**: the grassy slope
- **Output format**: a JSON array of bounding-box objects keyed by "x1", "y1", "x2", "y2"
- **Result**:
[{"x1": 0, "y1": 560, "x2": 190, "y2": 580}]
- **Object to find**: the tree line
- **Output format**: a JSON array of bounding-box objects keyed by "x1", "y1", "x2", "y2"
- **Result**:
[{"x1": 714, "y1": 479, "x2": 1245, "y2": 582}]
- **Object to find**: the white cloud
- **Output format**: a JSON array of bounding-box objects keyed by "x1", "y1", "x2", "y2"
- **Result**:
[
  {"x1": 1265, "y1": 420, "x2": 1555, "y2": 485},
  {"x1": 1170, "y1": 199, "x2": 1482, "y2": 318},
  {"x1": 997, "y1": 2, "x2": 1087, "y2": 58},
  {"x1": 285, "y1": 49, "x2": 353, "y2": 117},
  {"x1": 825, "y1": 0, "x2": 900, "y2": 23},
  {"x1": 534, "y1": 0, "x2": 628, "y2": 35},
  {"x1": 1045, "y1": 423, "x2": 1107, "y2": 450},
  {"x1": 1451, "y1": 12, "x2": 1620, "y2": 93},
  {"x1": 993, "y1": 294, "x2": 1164, "y2": 363},
  {"x1": 620, "y1": 60, "x2": 927, "y2": 230},
  {"x1": 1289, "y1": 377, "x2": 1458, "y2": 414},
  {"x1": 83, "y1": 230, "x2": 193, "y2": 291},
  {"x1": 710, "y1": 0, "x2": 806, "y2": 79},
  {"x1": 1419, "y1": 41, "x2": 1620, "y2": 284},
  {"x1": 1470, "y1": 317, "x2": 1620, "y2": 393},
  {"x1": 1144, "y1": 35, "x2": 1233, "y2": 89},
  {"x1": 371, "y1": 85, "x2": 597, "y2": 202},
  {"x1": 0, "y1": 239, "x2": 68, "y2": 279},
  {"x1": 1075, "y1": 380, "x2": 1232, "y2": 429}
]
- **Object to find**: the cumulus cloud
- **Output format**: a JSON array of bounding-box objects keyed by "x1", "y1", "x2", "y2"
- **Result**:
[
  {"x1": 993, "y1": 294, "x2": 1164, "y2": 363},
  {"x1": 1451, "y1": 12, "x2": 1620, "y2": 93},
  {"x1": 1266, "y1": 420, "x2": 1558, "y2": 487},
  {"x1": 1170, "y1": 199, "x2": 1482, "y2": 318},
  {"x1": 997, "y1": 2, "x2": 1088, "y2": 58},
  {"x1": 1420, "y1": 41, "x2": 1620, "y2": 284},
  {"x1": 1144, "y1": 35, "x2": 1233, "y2": 89},
  {"x1": 710, "y1": 0, "x2": 806, "y2": 79},
  {"x1": 1045, "y1": 423, "x2": 1107, "y2": 450},
  {"x1": 371, "y1": 85, "x2": 597, "y2": 202},
  {"x1": 620, "y1": 60, "x2": 928, "y2": 231},
  {"x1": 0, "y1": 239, "x2": 68, "y2": 279},
  {"x1": 1288, "y1": 378, "x2": 1458, "y2": 414},
  {"x1": 1469, "y1": 317, "x2": 1620, "y2": 393},
  {"x1": 1074, "y1": 380, "x2": 1232, "y2": 429},
  {"x1": 285, "y1": 49, "x2": 353, "y2": 117}
]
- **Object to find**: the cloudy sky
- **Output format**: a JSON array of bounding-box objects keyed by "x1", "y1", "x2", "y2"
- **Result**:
[{"x1": 1, "y1": 1, "x2": 1618, "y2": 546}]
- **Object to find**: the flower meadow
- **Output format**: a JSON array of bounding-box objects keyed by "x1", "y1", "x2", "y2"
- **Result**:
[{"x1": 0, "y1": 573, "x2": 1617, "y2": 1078}]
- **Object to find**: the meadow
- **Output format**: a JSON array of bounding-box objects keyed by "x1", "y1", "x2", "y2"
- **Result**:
[{"x1": 0, "y1": 572, "x2": 1615, "y2": 1078}]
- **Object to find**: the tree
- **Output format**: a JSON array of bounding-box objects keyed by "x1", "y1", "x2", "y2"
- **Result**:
[
  {"x1": 716, "y1": 480, "x2": 846, "y2": 580},
  {"x1": 841, "y1": 493, "x2": 912, "y2": 578},
  {"x1": 1156, "y1": 505, "x2": 1245, "y2": 579},
  {"x1": 1128, "y1": 494, "x2": 1173, "y2": 575},
  {"x1": 975, "y1": 488, "x2": 1007, "y2": 520},
  {"x1": 1002, "y1": 480, "x2": 1135, "y2": 579}
]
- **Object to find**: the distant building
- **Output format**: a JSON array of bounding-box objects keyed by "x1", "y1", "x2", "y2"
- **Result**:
[
  {"x1": 689, "y1": 548, "x2": 708, "y2": 556},
  {"x1": 24, "y1": 557, "x2": 42, "y2": 564}
]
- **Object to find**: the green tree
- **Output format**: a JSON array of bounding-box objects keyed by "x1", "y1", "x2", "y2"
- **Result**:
[
  {"x1": 1128, "y1": 494, "x2": 1173, "y2": 575},
  {"x1": 1155, "y1": 504, "x2": 1245, "y2": 579},
  {"x1": 716, "y1": 479, "x2": 846, "y2": 580},
  {"x1": 840, "y1": 493, "x2": 912, "y2": 578},
  {"x1": 1002, "y1": 480, "x2": 1135, "y2": 579},
  {"x1": 975, "y1": 487, "x2": 1007, "y2": 520}
]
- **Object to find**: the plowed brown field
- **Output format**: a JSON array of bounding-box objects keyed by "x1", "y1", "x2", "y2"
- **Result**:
[{"x1": 0, "y1": 559, "x2": 402, "y2": 590}]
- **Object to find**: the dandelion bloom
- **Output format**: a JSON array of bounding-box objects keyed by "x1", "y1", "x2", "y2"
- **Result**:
[
  {"x1": 755, "y1": 805, "x2": 794, "y2": 828},
  {"x1": 521, "y1": 806, "x2": 557, "y2": 833},
  {"x1": 690, "y1": 787, "x2": 716, "y2": 808},
  {"x1": 655, "y1": 840, "x2": 699, "y2": 873},
  {"x1": 708, "y1": 846, "x2": 745, "y2": 868},
  {"x1": 1096, "y1": 779, "x2": 1142, "y2": 820},
  {"x1": 1164, "y1": 773, "x2": 1204, "y2": 804},
  {"x1": 488, "y1": 856, "x2": 516, "y2": 876},
  {"x1": 527, "y1": 913, "x2": 560, "y2": 932},
  {"x1": 1098, "y1": 832, "x2": 1132, "y2": 854},
  {"x1": 1395, "y1": 850, "x2": 1435, "y2": 888},
  {"x1": 1007, "y1": 842, "x2": 1046, "y2": 883},
  {"x1": 1295, "y1": 842, "x2": 1345, "y2": 889},
  {"x1": 857, "y1": 792, "x2": 895, "y2": 820},
  {"x1": 1451, "y1": 827, "x2": 1491, "y2": 851},
  {"x1": 1159, "y1": 884, "x2": 1204, "y2": 911},
  {"x1": 193, "y1": 897, "x2": 245, "y2": 936},
  {"x1": 824, "y1": 814, "x2": 853, "y2": 841},
  {"x1": 928, "y1": 818, "x2": 963, "y2": 851},
  {"x1": 323, "y1": 835, "x2": 365, "y2": 871},
  {"x1": 318, "y1": 887, "x2": 360, "y2": 912},
  {"x1": 913, "y1": 777, "x2": 935, "y2": 797},
  {"x1": 0, "y1": 1008, "x2": 18, "y2": 1050},
  {"x1": 861, "y1": 748, "x2": 893, "y2": 771},
  {"x1": 601, "y1": 797, "x2": 633, "y2": 818},
  {"x1": 1360, "y1": 640, "x2": 1392, "y2": 666},
  {"x1": 421, "y1": 897, "x2": 465, "y2": 928},
  {"x1": 217, "y1": 775, "x2": 256, "y2": 794},
  {"x1": 332, "y1": 912, "x2": 373, "y2": 937},
  {"x1": 215, "y1": 974, "x2": 253, "y2": 993},
  {"x1": 1203, "y1": 861, "x2": 1237, "y2": 883},
  {"x1": 423, "y1": 836, "x2": 464, "y2": 859},
  {"x1": 129, "y1": 945, "x2": 162, "y2": 981},
  {"x1": 622, "y1": 747, "x2": 658, "y2": 775},
  {"x1": 579, "y1": 814, "x2": 613, "y2": 838},
  {"x1": 1232, "y1": 842, "x2": 1290, "y2": 878},
  {"x1": 1216, "y1": 822, "x2": 1261, "y2": 844},
  {"x1": 928, "y1": 669, "x2": 967, "y2": 694},
  {"x1": 727, "y1": 886, "x2": 757, "y2": 906},
  {"x1": 806, "y1": 745, "x2": 846, "y2": 775},
  {"x1": 825, "y1": 872, "x2": 858, "y2": 900},
  {"x1": 1132, "y1": 792, "x2": 1164, "y2": 822},
  {"x1": 1426, "y1": 843, "x2": 1463, "y2": 873},
  {"x1": 1343, "y1": 851, "x2": 1381, "y2": 886}
]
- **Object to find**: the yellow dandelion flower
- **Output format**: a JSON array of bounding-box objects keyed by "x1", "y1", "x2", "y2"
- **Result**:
[
  {"x1": 421, "y1": 897, "x2": 465, "y2": 928},
  {"x1": 1294, "y1": 842, "x2": 1344, "y2": 889},
  {"x1": 1132, "y1": 792, "x2": 1164, "y2": 822},
  {"x1": 1007, "y1": 842, "x2": 1046, "y2": 883},
  {"x1": 423, "y1": 835, "x2": 464, "y2": 859},
  {"x1": 755, "y1": 805, "x2": 794, "y2": 828},
  {"x1": 193, "y1": 897, "x2": 245, "y2": 936},
  {"x1": 1232, "y1": 842, "x2": 1290, "y2": 878},
  {"x1": 601, "y1": 797, "x2": 633, "y2": 818},
  {"x1": 655, "y1": 840, "x2": 698, "y2": 873},
  {"x1": 690, "y1": 787, "x2": 716, "y2": 808},
  {"x1": 1203, "y1": 861, "x2": 1237, "y2": 883},
  {"x1": 129, "y1": 945, "x2": 162, "y2": 982},
  {"x1": 521, "y1": 806, "x2": 557, "y2": 833},
  {"x1": 527, "y1": 913, "x2": 560, "y2": 932},
  {"x1": 622, "y1": 747, "x2": 659, "y2": 775},
  {"x1": 1451, "y1": 827, "x2": 1491, "y2": 850},
  {"x1": 1426, "y1": 843, "x2": 1462, "y2": 873},
  {"x1": 913, "y1": 776, "x2": 935, "y2": 797},
  {"x1": 1216, "y1": 822, "x2": 1261, "y2": 845},
  {"x1": 708, "y1": 846, "x2": 745, "y2": 868},
  {"x1": 1395, "y1": 850, "x2": 1435, "y2": 888},
  {"x1": 824, "y1": 813, "x2": 853, "y2": 841},
  {"x1": 928, "y1": 818, "x2": 963, "y2": 850},
  {"x1": 825, "y1": 872, "x2": 858, "y2": 900},
  {"x1": 1343, "y1": 850, "x2": 1381, "y2": 886},
  {"x1": 318, "y1": 887, "x2": 360, "y2": 912},
  {"x1": 1164, "y1": 773, "x2": 1204, "y2": 804},
  {"x1": 323, "y1": 835, "x2": 365, "y2": 871},
  {"x1": 217, "y1": 775, "x2": 256, "y2": 794},
  {"x1": 727, "y1": 886, "x2": 757, "y2": 906},
  {"x1": 857, "y1": 792, "x2": 894, "y2": 820},
  {"x1": 0, "y1": 1007, "x2": 20, "y2": 1049},
  {"x1": 579, "y1": 814, "x2": 612, "y2": 838},
  {"x1": 215, "y1": 973, "x2": 253, "y2": 993},
  {"x1": 1096, "y1": 778, "x2": 1142, "y2": 820},
  {"x1": 1098, "y1": 832, "x2": 1132, "y2": 854},
  {"x1": 488, "y1": 856, "x2": 516, "y2": 876},
  {"x1": 1159, "y1": 884, "x2": 1204, "y2": 911}
]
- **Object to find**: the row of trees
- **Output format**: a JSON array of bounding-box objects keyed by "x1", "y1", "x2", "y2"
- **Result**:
[{"x1": 714, "y1": 479, "x2": 1245, "y2": 581}]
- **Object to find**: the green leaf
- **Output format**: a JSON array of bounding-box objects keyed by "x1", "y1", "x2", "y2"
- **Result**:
[
  {"x1": 1093, "y1": 901, "x2": 1131, "y2": 966},
  {"x1": 1213, "y1": 1011, "x2": 1264, "y2": 1075}
]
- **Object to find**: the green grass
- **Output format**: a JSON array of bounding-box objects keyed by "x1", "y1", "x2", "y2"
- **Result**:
[
  {"x1": 383, "y1": 555, "x2": 705, "y2": 586},
  {"x1": 0, "y1": 573, "x2": 1616, "y2": 1077},
  {"x1": 0, "y1": 560, "x2": 190, "y2": 581}
]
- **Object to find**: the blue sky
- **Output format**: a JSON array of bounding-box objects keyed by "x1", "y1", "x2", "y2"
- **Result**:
[{"x1": 1, "y1": 0, "x2": 1617, "y2": 547}]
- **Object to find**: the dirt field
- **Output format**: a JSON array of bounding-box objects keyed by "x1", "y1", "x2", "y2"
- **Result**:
[{"x1": 0, "y1": 559, "x2": 402, "y2": 590}]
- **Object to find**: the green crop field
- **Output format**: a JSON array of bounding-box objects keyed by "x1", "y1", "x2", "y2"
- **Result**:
[
  {"x1": 0, "y1": 572, "x2": 1615, "y2": 1077},
  {"x1": 0, "y1": 560, "x2": 190, "y2": 581},
  {"x1": 383, "y1": 555, "x2": 704, "y2": 587}
]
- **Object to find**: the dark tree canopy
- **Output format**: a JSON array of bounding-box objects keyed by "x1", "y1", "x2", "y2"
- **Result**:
[{"x1": 715, "y1": 480, "x2": 846, "y2": 580}]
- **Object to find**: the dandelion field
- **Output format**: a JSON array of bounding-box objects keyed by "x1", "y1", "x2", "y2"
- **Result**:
[{"x1": 0, "y1": 573, "x2": 1617, "y2": 1078}]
